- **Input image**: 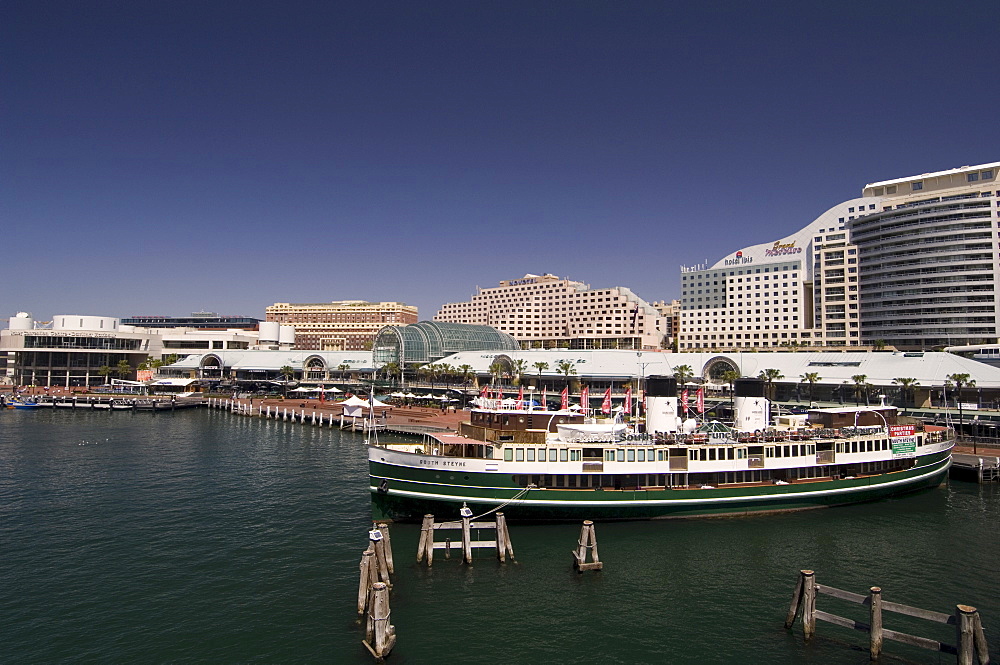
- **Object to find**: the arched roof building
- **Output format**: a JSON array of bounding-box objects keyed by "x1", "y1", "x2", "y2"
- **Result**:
[{"x1": 373, "y1": 321, "x2": 519, "y2": 366}]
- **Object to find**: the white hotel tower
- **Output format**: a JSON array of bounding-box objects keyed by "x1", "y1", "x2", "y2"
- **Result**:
[
  {"x1": 680, "y1": 160, "x2": 999, "y2": 352},
  {"x1": 850, "y1": 162, "x2": 999, "y2": 350},
  {"x1": 679, "y1": 196, "x2": 879, "y2": 350}
]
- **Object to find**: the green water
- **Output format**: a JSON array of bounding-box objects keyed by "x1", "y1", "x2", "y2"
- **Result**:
[{"x1": 2, "y1": 409, "x2": 996, "y2": 663}]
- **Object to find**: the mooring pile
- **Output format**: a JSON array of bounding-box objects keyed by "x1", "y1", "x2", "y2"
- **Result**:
[
  {"x1": 357, "y1": 523, "x2": 396, "y2": 660},
  {"x1": 784, "y1": 569, "x2": 990, "y2": 664}
]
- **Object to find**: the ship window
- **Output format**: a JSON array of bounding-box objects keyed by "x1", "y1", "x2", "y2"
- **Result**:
[
  {"x1": 627, "y1": 449, "x2": 636, "y2": 462},
  {"x1": 689, "y1": 450, "x2": 696, "y2": 461},
  {"x1": 515, "y1": 448, "x2": 524, "y2": 462},
  {"x1": 605, "y1": 450, "x2": 615, "y2": 462},
  {"x1": 549, "y1": 449, "x2": 558, "y2": 462},
  {"x1": 570, "y1": 450, "x2": 581, "y2": 462},
  {"x1": 617, "y1": 450, "x2": 625, "y2": 462},
  {"x1": 647, "y1": 449, "x2": 655, "y2": 461},
  {"x1": 527, "y1": 449, "x2": 535, "y2": 462},
  {"x1": 708, "y1": 448, "x2": 716, "y2": 461},
  {"x1": 792, "y1": 445, "x2": 799, "y2": 457},
  {"x1": 538, "y1": 448, "x2": 545, "y2": 460},
  {"x1": 504, "y1": 449, "x2": 513, "y2": 462},
  {"x1": 737, "y1": 448, "x2": 747, "y2": 459},
  {"x1": 637, "y1": 450, "x2": 645, "y2": 462},
  {"x1": 657, "y1": 450, "x2": 666, "y2": 461},
  {"x1": 560, "y1": 449, "x2": 568, "y2": 462}
]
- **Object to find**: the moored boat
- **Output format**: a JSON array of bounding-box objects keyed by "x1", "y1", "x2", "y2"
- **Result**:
[{"x1": 369, "y1": 378, "x2": 953, "y2": 522}]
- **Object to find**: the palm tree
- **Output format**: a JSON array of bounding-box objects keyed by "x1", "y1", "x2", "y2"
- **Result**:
[
  {"x1": 851, "y1": 374, "x2": 868, "y2": 406},
  {"x1": 532, "y1": 361, "x2": 549, "y2": 391},
  {"x1": 488, "y1": 361, "x2": 505, "y2": 388},
  {"x1": 97, "y1": 365, "x2": 113, "y2": 385},
  {"x1": 672, "y1": 364, "x2": 694, "y2": 386},
  {"x1": 511, "y1": 359, "x2": 527, "y2": 386},
  {"x1": 721, "y1": 369, "x2": 740, "y2": 414},
  {"x1": 457, "y1": 364, "x2": 474, "y2": 386},
  {"x1": 381, "y1": 362, "x2": 400, "y2": 385},
  {"x1": 892, "y1": 377, "x2": 919, "y2": 411},
  {"x1": 758, "y1": 368, "x2": 783, "y2": 401},
  {"x1": 947, "y1": 373, "x2": 976, "y2": 449},
  {"x1": 115, "y1": 359, "x2": 132, "y2": 383},
  {"x1": 279, "y1": 365, "x2": 295, "y2": 397},
  {"x1": 555, "y1": 360, "x2": 576, "y2": 392},
  {"x1": 800, "y1": 372, "x2": 821, "y2": 407}
]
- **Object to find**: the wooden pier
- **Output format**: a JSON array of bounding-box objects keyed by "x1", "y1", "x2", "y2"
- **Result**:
[
  {"x1": 357, "y1": 524, "x2": 397, "y2": 660},
  {"x1": 572, "y1": 520, "x2": 603, "y2": 571},
  {"x1": 785, "y1": 569, "x2": 990, "y2": 664},
  {"x1": 416, "y1": 507, "x2": 514, "y2": 565}
]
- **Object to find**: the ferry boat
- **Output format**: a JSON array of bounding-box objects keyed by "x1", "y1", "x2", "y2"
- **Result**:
[{"x1": 368, "y1": 378, "x2": 954, "y2": 522}]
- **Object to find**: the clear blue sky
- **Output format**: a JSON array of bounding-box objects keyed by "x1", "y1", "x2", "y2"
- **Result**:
[{"x1": 3, "y1": 1, "x2": 996, "y2": 322}]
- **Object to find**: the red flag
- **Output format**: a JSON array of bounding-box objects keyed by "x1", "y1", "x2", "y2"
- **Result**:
[
  {"x1": 319, "y1": 385, "x2": 325, "y2": 403},
  {"x1": 581, "y1": 386, "x2": 589, "y2": 414},
  {"x1": 480, "y1": 384, "x2": 488, "y2": 399},
  {"x1": 696, "y1": 387, "x2": 705, "y2": 413},
  {"x1": 560, "y1": 386, "x2": 568, "y2": 410},
  {"x1": 681, "y1": 389, "x2": 689, "y2": 414},
  {"x1": 517, "y1": 384, "x2": 524, "y2": 405},
  {"x1": 601, "y1": 387, "x2": 611, "y2": 414},
  {"x1": 542, "y1": 386, "x2": 547, "y2": 409},
  {"x1": 625, "y1": 385, "x2": 632, "y2": 415}
]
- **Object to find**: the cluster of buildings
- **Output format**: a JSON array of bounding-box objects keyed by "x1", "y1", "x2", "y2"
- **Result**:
[{"x1": 2, "y1": 160, "x2": 999, "y2": 398}]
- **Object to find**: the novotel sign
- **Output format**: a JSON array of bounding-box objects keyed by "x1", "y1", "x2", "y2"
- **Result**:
[{"x1": 507, "y1": 278, "x2": 537, "y2": 286}]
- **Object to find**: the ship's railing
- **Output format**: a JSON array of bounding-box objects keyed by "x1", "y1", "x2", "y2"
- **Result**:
[{"x1": 652, "y1": 424, "x2": 950, "y2": 446}]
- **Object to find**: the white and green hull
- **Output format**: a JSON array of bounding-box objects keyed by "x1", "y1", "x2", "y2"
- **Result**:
[{"x1": 369, "y1": 441, "x2": 953, "y2": 522}]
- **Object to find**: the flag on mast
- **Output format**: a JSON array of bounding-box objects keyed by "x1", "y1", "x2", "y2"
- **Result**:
[
  {"x1": 625, "y1": 385, "x2": 632, "y2": 415},
  {"x1": 581, "y1": 386, "x2": 589, "y2": 414},
  {"x1": 601, "y1": 387, "x2": 611, "y2": 414},
  {"x1": 517, "y1": 384, "x2": 524, "y2": 406},
  {"x1": 696, "y1": 387, "x2": 705, "y2": 413},
  {"x1": 560, "y1": 386, "x2": 568, "y2": 410},
  {"x1": 542, "y1": 386, "x2": 547, "y2": 409},
  {"x1": 319, "y1": 384, "x2": 325, "y2": 403},
  {"x1": 681, "y1": 388, "x2": 689, "y2": 415}
]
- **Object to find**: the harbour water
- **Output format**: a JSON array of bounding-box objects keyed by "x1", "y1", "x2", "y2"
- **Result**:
[{"x1": 2, "y1": 409, "x2": 997, "y2": 664}]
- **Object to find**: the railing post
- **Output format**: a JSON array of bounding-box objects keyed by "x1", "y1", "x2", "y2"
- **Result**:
[
  {"x1": 869, "y1": 586, "x2": 882, "y2": 660},
  {"x1": 802, "y1": 570, "x2": 816, "y2": 639}
]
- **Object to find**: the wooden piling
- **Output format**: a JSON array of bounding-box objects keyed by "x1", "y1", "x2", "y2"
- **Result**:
[
  {"x1": 376, "y1": 523, "x2": 394, "y2": 574},
  {"x1": 801, "y1": 570, "x2": 816, "y2": 639},
  {"x1": 956, "y1": 605, "x2": 976, "y2": 665},
  {"x1": 461, "y1": 515, "x2": 473, "y2": 564},
  {"x1": 370, "y1": 530, "x2": 391, "y2": 587},
  {"x1": 572, "y1": 520, "x2": 603, "y2": 571},
  {"x1": 362, "y1": 582, "x2": 396, "y2": 659},
  {"x1": 869, "y1": 586, "x2": 883, "y2": 660},
  {"x1": 784, "y1": 572, "x2": 805, "y2": 629},
  {"x1": 358, "y1": 544, "x2": 377, "y2": 615},
  {"x1": 495, "y1": 512, "x2": 514, "y2": 562},
  {"x1": 416, "y1": 514, "x2": 434, "y2": 565}
]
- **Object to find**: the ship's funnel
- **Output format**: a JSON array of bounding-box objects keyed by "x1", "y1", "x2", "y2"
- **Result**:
[
  {"x1": 644, "y1": 375, "x2": 679, "y2": 434},
  {"x1": 734, "y1": 378, "x2": 769, "y2": 431}
]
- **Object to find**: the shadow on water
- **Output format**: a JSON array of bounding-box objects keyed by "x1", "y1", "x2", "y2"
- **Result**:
[{"x1": 1, "y1": 409, "x2": 996, "y2": 664}]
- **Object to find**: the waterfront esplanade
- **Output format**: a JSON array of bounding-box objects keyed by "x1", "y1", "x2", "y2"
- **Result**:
[{"x1": 373, "y1": 321, "x2": 519, "y2": 368}]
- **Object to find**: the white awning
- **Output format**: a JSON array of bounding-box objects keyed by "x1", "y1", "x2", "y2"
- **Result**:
[{"x1": 151, "y1": 378, "x2": 198, "y2": 386}]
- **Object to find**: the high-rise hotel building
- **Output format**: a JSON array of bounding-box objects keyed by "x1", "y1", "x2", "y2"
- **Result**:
[
  {"x1": 679, "y1": 160, "x2": 999, "y2": 352},
  {"x1": 434, "y1": 273, "x2": 666, "y2": 350},
  {"x1": 679, "y1": 197, "x2": 878, "y2": 350},
  {"x1": 849, "y1": 162, "x2": 999, "y2": 350},
  {"x1": 265, "y1": 301, "x2": 418, "y2": 351}
]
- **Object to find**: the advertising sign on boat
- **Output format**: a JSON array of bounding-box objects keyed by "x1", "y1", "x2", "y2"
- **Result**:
[{"x1": 889, "y1": 425, "x2": 917, "y2": 458}]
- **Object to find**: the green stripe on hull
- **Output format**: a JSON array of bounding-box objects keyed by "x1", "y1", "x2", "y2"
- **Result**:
[{"x1": 370, "y1": 453, "x2": 951, "y2": 522}]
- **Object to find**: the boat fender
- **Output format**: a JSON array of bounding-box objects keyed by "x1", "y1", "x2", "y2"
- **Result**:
[
  {"x1": 754, "y1": 430, "x2": 762, "y2": 437},
  {"x1": 378, "y1": 479, "x2": 389, "y2": 494}
]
